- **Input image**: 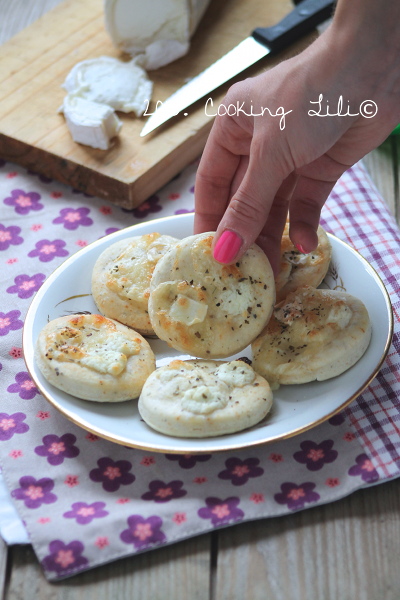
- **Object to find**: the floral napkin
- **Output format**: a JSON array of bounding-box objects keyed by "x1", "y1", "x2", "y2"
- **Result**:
[{"x1": 0, "y1": 157, "x2": 399, "y2": 581}]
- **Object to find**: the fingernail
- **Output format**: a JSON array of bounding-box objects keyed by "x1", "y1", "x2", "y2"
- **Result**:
[
  {"x1": 213, "y1": 230, "x2": 242, "y2": 263},
  {"x1": 295, "y1": 243, "x2": 307, "y2": 254}
]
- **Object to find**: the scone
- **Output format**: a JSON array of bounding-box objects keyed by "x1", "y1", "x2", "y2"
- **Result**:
[
  {"x1": 148, "y1": 232, "x2": 276, "y2": 358},
  {"x1": 92, "y1": 232, "x2": 179, "y2": 335},
  {"x1": 252, "y1": 285, "x2": 371, "y2": 389},
  {"x1": 138, "y1": 359, "x2": 273, "y2": 437},
  {"x1": 35, "y1": 314, "x2": 155, "y2": 401},
  {"x1": 275, "y1": 224, "x2": 332, "y2": 303}
]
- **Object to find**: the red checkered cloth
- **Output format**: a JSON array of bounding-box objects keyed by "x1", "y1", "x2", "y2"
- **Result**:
[{"x1": 321, "y1": 162, "x2": 400, "y2": 479}]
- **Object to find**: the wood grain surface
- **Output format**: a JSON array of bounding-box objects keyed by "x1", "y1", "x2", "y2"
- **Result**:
[
  {"x1": 2, "y1": 3, "x2": 400, "y2": 599},
  {"x1": 0, "y1": 0, "x2": 314, "y2": 208},
  {"x1": 5, "y1": 535, "x2": 212, "y2": 600}
]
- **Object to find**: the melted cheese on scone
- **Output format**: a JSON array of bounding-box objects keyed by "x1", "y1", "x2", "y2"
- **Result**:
[
  {"x1": 138, "y1": 359, "x2": 273, "y2": 437},
  {"x1": 36, "y1": 314, "x2": 155, "y2": 402},
  {"x1": 275, "y1": 224, "x2": 332, "y2": 303},
  {"x1": 45, "y1": 322, "x2": 140, "y2": 376},
  {"x1": 105, "y1": 233, "x2": 177, "y2": 302},
  {"x1": 148, "y1": 232, "x2": 276, "y2": 358},
  {"x1": 92, "y1": 233, "x2": 179, "y2": 335},
  {"x1": 252, "y1": 286, "x2": 371, "y2": 389},
  {"x1": 181, "y1": 385, "x2": 229, "y2": 414},
  {"x1": 215, "y1": 361, "x2": 256, "y2": 387}
]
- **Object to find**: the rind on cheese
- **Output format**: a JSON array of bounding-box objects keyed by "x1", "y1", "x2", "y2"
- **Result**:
[
  {"x1": 275, "y1": 224, "x2": 332, "y2": 303},
  {"x1": 62, "y1": 56, "x2": 153, "y2": 116},
  {"x1": 148, "y1": 232, "x2": 276, "y2": 358},
  {"x1": 104, "y1": 0, "x2": 211, "y2": 69},
  {"x1": 61, "y1": 95, "x2": 122, "y2": 150},
  {"x1": 92, "y1": 233, "x2": 179, "y2": 335},
  {"x1": 35, "y1": 314, "x2": 155, "y2": 401},
  {"x1": 138, "y1": 358, "x2": 273, "y2": 437},
  {"x1": 252, "y1": 285, "x2": 371, "y2": 389}
]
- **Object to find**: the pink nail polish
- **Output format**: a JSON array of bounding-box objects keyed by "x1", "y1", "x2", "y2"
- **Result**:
[
  {"x1": 213, "y1": 230, "x2": 242, "y2": 263},
  {"x1": 295, "y1": 243, "x2": 307, "y2": 254}
]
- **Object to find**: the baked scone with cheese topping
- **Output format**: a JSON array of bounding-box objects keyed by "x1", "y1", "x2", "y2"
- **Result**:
[
  {"x1": 252, "y1": 285, "x2": 371, "y2": 389},
  {"x1": 92, "y1": 233, "x2": 179, "y2": 335},
  {"x1": 275, "y1": 224, "x2": 332, "y2": 303},
  {"x1": 148, "y1": 232, "x2": 276, "y2": 358},
  {"x1": 35, "y1": 314, "x2": 155, "y2": 401},
  {"x1": 138, "y1": 359, "x2": 273, "y2": 437}
]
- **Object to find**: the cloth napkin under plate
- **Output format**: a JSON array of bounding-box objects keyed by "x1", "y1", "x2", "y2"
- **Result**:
[{"x1": 0, "y1": 157, "x2": 399, "y2": 581}]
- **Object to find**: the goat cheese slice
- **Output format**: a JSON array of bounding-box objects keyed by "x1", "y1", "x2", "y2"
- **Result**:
[
  {"x1": 62, "y1": 56, "x2": 153, "y2": 116},
  {"x1": 104, "y1": 0, "x2": 211, "y2": 69},
  {"x1": 61, "y1": 95, "x2": 122, "y2": 150}
]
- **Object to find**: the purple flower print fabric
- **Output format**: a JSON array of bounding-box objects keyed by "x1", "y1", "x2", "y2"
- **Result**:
[
  {"x1": 0, "y1": 413, "x2": 29, "y2": 441},
  {"x1": 7, "y1": 273, "x2": 46, "y2": 299},
  {"x1": 120, "y1": 515, "x2": 166, "y2": 550},
  {"x1": 35, "y1": 434, "x2": 80, "y2": 466},
  {"x1": 4, "y1": 189, "x2": 43, "y2": 214},
  {"x1": 198, "y1": 497, "x2": 244, "y2": 526},
  {"x1": 1, "y1": 158, "x2": 400, "y2": 581},
  {"x1": 7, "y1": 372, "x2": 40, "y2": 400},
  {"x1": 89, "y1": 458, "x2": 135, "y2": 492},
  {"x1": 28, "y1": 239, "x2": 68, "y2": 262},
  {"x1": 0, "y1": 311, "x2": 23, "y2": 336},
  {"x1": 12, "y1": 476, "x2": 57, "y2": 509},
  {"x1": 63, "y1": 502, "x2": 108, "y2": 525},
  {"x1": 42, "y1": 540, "x2": 89, "y2": 576},
  {"x1": 0, "y1": 224, "x2": 23, "y2": 250}
]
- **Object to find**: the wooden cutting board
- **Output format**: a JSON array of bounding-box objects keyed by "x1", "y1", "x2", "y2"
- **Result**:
[{"x1": 0, "y1": 0, "x2": 315, "y2": 208}]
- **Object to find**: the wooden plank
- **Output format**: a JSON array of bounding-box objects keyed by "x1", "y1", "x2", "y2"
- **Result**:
[
  {"x1": 0, "y1": 537, "x2": 9, "y2": 597},
  {"x1": 213, "y1": 478, "x2": 400, "y2": 600},
  {"x1": 363, "y1": 140, "x2": 398, "y2": 219},
  {"x1": 0, "y1": 0, "x2": 316, "y2": 207},
  {"x1": 6, "y1": 535, "x2": 212, "y2": 600}
]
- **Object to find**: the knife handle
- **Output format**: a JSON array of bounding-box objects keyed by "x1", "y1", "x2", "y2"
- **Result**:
[{"x1": 252, "y1": 0, "x2": 335, "y2": 53}]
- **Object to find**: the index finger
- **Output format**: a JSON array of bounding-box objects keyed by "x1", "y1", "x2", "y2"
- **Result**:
[{"x1": 194, "y1": 117, "x2": 249, "y2": 234}]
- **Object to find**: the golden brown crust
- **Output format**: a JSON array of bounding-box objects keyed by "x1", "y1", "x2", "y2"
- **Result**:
[
  {"x1": 148, "y1": 232, "x2": 276, "y2": 358},
  {"x1": 92, "y1": 233, "x2": 179, "y2": 335},
  {"x1": 35, "y1": 314, "x2": 155, "y2": 401},
  {"x1": 138, "y1": 359, "x2": 273, "y2": 437},
  {"x1": 275, "y1": 224, "x2": 332, "y2": 303},
  {"x1": 252, "y1": 285, "x2": 371, "y2": 389}
]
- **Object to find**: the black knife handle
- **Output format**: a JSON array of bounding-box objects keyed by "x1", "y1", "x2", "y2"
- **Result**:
[{"x1": 252, "y1": 0, "x2": 335, "y2": 53}]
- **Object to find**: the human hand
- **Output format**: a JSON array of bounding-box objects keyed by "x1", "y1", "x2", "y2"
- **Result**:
[{"x1": 194, "y1": 4, "x2": 400, "y2": 275}]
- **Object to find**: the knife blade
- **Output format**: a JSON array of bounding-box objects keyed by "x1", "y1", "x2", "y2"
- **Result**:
[{"x1": 140, "y1": 0, "x2": 335, "y2": 137}]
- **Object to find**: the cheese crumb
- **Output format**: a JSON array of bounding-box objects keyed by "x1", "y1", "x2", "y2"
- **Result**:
[
  {"x1": 47, "y1": 327, "x2": 140, "y2": 376},
  {"x1": 215, "y1": 361, "x2": 255, "y2": 387},
  {"x1": 169, "y1": 294, "x2": 208, "y2": 325},
  {"x1": 327, "y1": 304, "x2": 352, "y2": 329},
  {"x1": 61, "y1": 95, "x2": 122, "y2": 150},
  {"x1": 181, "y1": 385, "x2": 228, "y2": 414}
]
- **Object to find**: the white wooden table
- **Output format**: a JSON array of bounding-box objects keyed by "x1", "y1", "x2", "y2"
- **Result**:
[{"x1": 1, "y1": 2, "x2": 400, "y2": 598}]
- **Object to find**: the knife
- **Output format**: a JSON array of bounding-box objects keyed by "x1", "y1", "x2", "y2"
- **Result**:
[{"x1": 140, "y1": 0, "x2": 335, "y2": 137}]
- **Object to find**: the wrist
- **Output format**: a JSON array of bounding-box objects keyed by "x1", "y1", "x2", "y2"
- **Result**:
[{"x1": 326, "y1": 1, "x2": 400, "y2": 100}]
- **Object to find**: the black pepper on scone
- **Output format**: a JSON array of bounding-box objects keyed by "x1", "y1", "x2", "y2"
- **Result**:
[
  {"x1": 275, "y1": 224, "x2": 332, "y2": 303},
  {"x1": 92, "y1": 232, "x2": 179, "y2": 335},
  {"x1": 35, "y1": 314, "x2": 156, "y2": 401},
  {"x1": 138, "y1": 359, "x2": 273, "y2": 437},
  {"x1": 252, "y1": 285, "x2": 371, "y2": 389},
  {"x1": 148, "y1": 232, "x2": 276, "y2": 358}
]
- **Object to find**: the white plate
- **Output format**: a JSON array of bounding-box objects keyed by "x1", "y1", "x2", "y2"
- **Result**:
[{"x1": 23, "y1": 213, "x2": 393, "y2": 453}]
